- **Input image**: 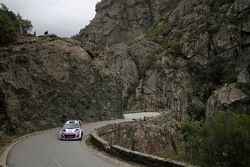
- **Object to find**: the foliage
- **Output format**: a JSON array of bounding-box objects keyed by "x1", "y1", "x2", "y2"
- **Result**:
[
  {"x1": 146, "y1": 23, "x2": 173, "y2": 44},
  {"x1": 138, "y1": 54, "x2": 157, "y2": 78},
  {"x1": 165, "y1": 58, "x2": 181, "y2": 70},
  {"x1": 180, "y1": 120, "x2": 203, "y2": 162},
  {"x1": 206, "y1": 56, "x2": 237, "y2": 85},
  {"x1": 186, "y1": 103, "x2": 205, "y2": 121},
  {"x1": 168, "y1": 40, "x2": 182, "y2": 56},
  {"x1": 146, "y1": 22, "x2": 183, "y2": 58},
  {"x1": 237, "y1": 83, "x2": 250, "y2": 96},
  {"x1": 17, "y1": 14, "x2": 33, "y2": 34},
  {"x1": 180, "y1": 112, "x2": 250, "y2": 167},
  {"x1": 0, "y1": 4, "x2": 19, "y2": 45},
  {"x1": 0, "y1": 3, "x2": 32, "y2": 45}
]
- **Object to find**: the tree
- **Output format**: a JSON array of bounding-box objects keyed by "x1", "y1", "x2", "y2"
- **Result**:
[
  {"x1": 181, "y1": 112, "x2": 250, "y2": 167},
  {"x1": 0, "y1": 9, "x2": 18, "y2": 45},
  {"x1": 0, "y1": 3, "x2": 33, "y2": 45},
  {"x1": 17, "y1": 13, "x2": 33, "y2": 34},
  {"x1": 0, "y1": 3, "x2": 9, "y2": 11}
]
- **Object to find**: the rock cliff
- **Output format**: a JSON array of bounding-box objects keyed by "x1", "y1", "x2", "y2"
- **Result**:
[
  {"x1": 100, "y1": 113, "x2": 181, "y2": 156},
  {"x1": 78, "y1": 0, "x2": 178, "y2": 46},
  {"x1": 78, "y1": 0, "x2": 250, "y2": 118},
  {"x1": 0, "y1": 36, "x2": 122, "y2": 147}
]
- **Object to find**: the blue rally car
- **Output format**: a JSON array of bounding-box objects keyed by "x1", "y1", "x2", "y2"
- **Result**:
[{"x1": 59, "y1": 120, "x2": 83, "y2": 140}]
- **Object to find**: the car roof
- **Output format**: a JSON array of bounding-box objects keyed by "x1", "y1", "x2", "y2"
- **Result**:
[{"x1": 65, "y1": 120, "x2": 80, "y2": 124}]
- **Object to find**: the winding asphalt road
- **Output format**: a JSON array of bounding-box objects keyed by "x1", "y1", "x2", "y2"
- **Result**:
[{"x1": 6, "y1": 112, "x2": 160, "y2": 167}]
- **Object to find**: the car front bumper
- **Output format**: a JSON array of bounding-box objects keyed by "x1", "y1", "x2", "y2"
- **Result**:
[{"x1": 59, "y1": 133, "x2": 82, "y2": 140}]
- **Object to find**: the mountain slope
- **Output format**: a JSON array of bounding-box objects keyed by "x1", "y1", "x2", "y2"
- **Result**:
[
  {"x1": 78, "y1": 0, "x2": 250, "y2": 119},
  {"x1": 0, "y1": 36, "x2": 122, "y2": 147}
]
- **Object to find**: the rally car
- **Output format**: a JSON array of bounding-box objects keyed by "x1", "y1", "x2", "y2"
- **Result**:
[{"x1": 59, "y1": 120, "x2": 83, "y2": 140}]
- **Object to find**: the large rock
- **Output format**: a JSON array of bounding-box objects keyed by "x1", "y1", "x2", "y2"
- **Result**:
[
  {"x1": 0, "y1": 36, "x2": 122, "y2": 144},
  {"x1": 78, "y1": 0, "x2": 179, "y2": 46},
  {"x1": 237, "y1": 68, "x2": 250, "y2": 83},
  {"x1": 206, "y1": 83, "x2": 249, "y2": 117},
  {"x1": 76, "y1": 0, "x2": 250, "y2": 118}
]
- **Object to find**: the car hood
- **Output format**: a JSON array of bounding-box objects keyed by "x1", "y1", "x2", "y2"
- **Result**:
[{"x1": 61, "y1": 128, "x2": 80, "y2": 133}]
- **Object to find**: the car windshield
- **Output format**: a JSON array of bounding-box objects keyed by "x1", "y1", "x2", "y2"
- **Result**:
[{"x1": 63, "y1": 123, "x2": 79, "y2": 129}]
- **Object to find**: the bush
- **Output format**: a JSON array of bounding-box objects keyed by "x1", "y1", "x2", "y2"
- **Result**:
[
  {"x1": 138, "y1": 54, "x2": 157, "y2": 78},
  {"x1": 206, "y1": 57, "x2": 237, "y2": 85},
  {"x1": 0, "y1": 8, "x2": 18, "y2": 45},
  {"x1": 237, "y1": 83, "x2": 250, "y2": 96},
  {"x1": 168, "y1": 40, "x2": 182, "y2": 56},
  {"x1": 0, "y1": 3, "x2": 33, "y2": 46},
  {"x1": 180, "y1": 120, "x2": 203, "y2": 161},
  {"x1": 181, "y1": 112, "x2": 250, "y2": 167},
  {"x1": 16, "y1": 14, "x2": 33, "y2": 34},
  {"x1": 146, "y1": 23, "x2": 173, "y2": 43},
  {"x1": 186, "y1": 103, "x2": 205, "y2": 121}
]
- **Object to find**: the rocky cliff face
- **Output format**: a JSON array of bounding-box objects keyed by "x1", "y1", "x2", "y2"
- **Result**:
[
  {"x1": 78, "y1": 0, "x2": 250, "y2": 118},
  {"x1": 78, "y1": 0, "x2": 178, "y2": 46},
  {"x1": 0, "y1": 36, "x2": 122, "y2": 147}
]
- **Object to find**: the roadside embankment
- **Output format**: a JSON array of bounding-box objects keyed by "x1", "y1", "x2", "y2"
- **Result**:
[{"x1": 90, "y1": 120, "x2": 194, "y2": 167}]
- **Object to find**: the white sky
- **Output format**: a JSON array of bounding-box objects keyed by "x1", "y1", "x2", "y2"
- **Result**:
[{"x1": 0, "y1": 0, "x2": 101, "y2": 37}]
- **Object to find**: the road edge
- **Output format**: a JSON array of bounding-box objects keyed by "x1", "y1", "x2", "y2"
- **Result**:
[
  {"x1": 90, "y1": 123, "x2": 195, "y2": 167},
  {"x1": 0, "y1": 128, "x2": 58, "y2": 167}
]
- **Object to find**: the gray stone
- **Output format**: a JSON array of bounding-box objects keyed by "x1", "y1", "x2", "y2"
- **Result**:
[
  {"x1": 0, "y1": 36, "x2": 122, "y2": 146},
  {"x1": 237, "y1": 68, "x2": 250, "y2": 83},
  {"x1": 206, "y1": 83, "x2": 249, "y2": 117}
]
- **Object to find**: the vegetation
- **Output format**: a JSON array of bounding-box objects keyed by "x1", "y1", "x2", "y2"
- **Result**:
[
  {"x1": 186, "y1": 102, "x2": 205, "y2": 121},
  {"x1": 131, "y1": 1, "x2": 248, "y2": 166},
  {"x1": 138, "y1": 54, "x2": 158, "y2": 78},
  {"x1": 237, "y1": 83, "x2": 250, "y2": 96},
  {"x1": 16, "y1": 13, "x2": 33, "y2": 34},
  {"x1": 0, "y1": 3, "x2": 32, "y2": 46},
  {"x1": 0, "y1": 4, "x2": 18, "y2": 45},
  {"x1": 185, "y1": 56, "x2": 238, "y2": 103},
  {"x1": 180, "y1": 112, "x2": 250, "y2": 167},
  {"x1": 145, "y1": 23, "x2": 183, "y2": 57},
  {"x1": 168, "y1": 40, "x2": 182, "y2": 56},
  {"x1": 146, "y1": 23, "x2": 173, "y2": 44},
  {"x1": 206, "y1": 56, "x2": 237, "y2": 85}
]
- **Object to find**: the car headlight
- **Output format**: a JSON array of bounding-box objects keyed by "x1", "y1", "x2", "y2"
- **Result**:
[{"x1": 61, "y1": 129, "x2": 66, "y2": 134}]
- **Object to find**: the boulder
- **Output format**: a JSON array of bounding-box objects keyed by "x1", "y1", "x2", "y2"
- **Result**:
[{"x1": 206, "y1": 83, "x2": 249, "y2": 117}]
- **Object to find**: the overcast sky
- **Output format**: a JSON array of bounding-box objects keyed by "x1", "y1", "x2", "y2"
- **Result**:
[{"x1": 0, "y1": 0, "x2": 101, "y2": 37}]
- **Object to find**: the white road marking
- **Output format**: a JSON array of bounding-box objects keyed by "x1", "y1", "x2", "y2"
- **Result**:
[{"x1": 54, "y1": 159, "x2": 63, "y2": 167}]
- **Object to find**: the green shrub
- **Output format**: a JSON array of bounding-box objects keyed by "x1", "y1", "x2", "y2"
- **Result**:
[
  {"x1": 237, "y1": 83, "x2": 250, "y2": 96},
  {"x1": 206, "y1": 57, "x2": 237, "y2": 85},
  {"x1": 168, "y1": 40, "x2": 182, "y2": 56},
  {"x1": 181, "y1": 112, "x2": 250, "y2": 167},
  {"x1": 0, "y1": 3, "x2": 33, "y2": 46},
  {"x1": 146, "y1": 23, "x2": 173, "y2": 43},
  {"x1": 17, "y1": 14, "x2": 33, "y2": 34},
  {"x1": 180, "y1": 120, "x2": 203, "y2": 161},
  {"x1": 138, "y1": 54, "x2": 157, "y2": 78},
  {"x1": 187, "y1": 103, "x2": 205, "y2": 121},
  {"x1": 0, "y1": 8, "x2": 18, "y2": 45},
  {"x1": 165, "y1": 59, "x2": 181, "y2": 70}
]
